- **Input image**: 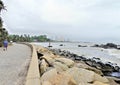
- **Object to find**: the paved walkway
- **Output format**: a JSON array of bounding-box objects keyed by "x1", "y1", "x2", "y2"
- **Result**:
[{"x1": 0, "y1": 43, "x2": 31, "y2": 85}]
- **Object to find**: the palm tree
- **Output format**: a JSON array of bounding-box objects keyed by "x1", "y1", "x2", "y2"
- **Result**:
[
  {"x1": 0, "y1": 0, "x2": 8, "y2": 47},
  {"x1": 0, "y1": 0, "x2": 5, "y2": 12}
]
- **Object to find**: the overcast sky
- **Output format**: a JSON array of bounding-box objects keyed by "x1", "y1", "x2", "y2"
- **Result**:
[{"x1": 1, "y1": 0, "x2": 120, "y2": 42}]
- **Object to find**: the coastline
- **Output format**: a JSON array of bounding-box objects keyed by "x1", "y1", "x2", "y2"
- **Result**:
[
  {"x1": 33, "y1": 42, "x2": 120, "y2": 66},
  {"x1": 35, "y1": 44, "x2": 120, "y2": 85}
]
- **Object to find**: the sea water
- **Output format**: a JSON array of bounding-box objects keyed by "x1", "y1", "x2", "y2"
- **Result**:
[{"x1": 33, "y1": 42, "x2": 120, "y2": 66}]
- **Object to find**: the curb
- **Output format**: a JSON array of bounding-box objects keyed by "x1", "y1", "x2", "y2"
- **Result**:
[{"x1": 25, "y1": 44, "x2": 40, "y2": 85}]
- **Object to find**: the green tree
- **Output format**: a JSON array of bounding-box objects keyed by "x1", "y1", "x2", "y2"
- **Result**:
[{"x1": 0, "y1": 0, "x2": 7, "y2": 47}]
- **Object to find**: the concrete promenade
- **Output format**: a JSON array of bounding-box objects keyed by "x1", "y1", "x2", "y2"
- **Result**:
[{"x1": 0, "y1": 43, "x2": 31, "y2": 85}]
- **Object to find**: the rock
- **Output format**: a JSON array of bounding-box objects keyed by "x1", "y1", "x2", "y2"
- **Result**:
[
  {"x1": 42, "y1": 56, "x2": 55, "y2": 65},
  {"x1": 102, "y1": 64, "x2": 114, "y2": 72},
  {"x1": 78, "y1": 45, "x2": 82, "y2": 47},
  {"x1": 105, "y1": 43, "x2": 117, "y2": 48},
  {"x1": 79, "y1": 83, "x2": 93, "y2": 85},
  {"x1": 40, "y1": 68, "x2": 77, "y2": 85},
  {"x1": 114, "y1": 66, "x2": 120, "y2": 72},
  {"x1": 53, "y1": 61, "x2": 69, "y2": 72},
  {"x1": 99, "y1": 43, "x2": 117, "y2": 49},
  {"x1": 56, "y1": 73, "x2": 77, "y2": 85},
  {"x1": 92, "y1": 43, "x2": 118, "y2": 49},
  {"x1": 75, "y1": 62, "x2": 103, "y2": 75},
  {"x1": 66, "y1": 67, "x2": 109, "y2": 84},
  {"x1": 40, "y1": 69, "x2": 58, "y2": 84},
  {"x1": 86, "y1": 67, "x2": 103, "y2": 76},
  {"x1": 78, "y1": 45, "x2": 87, "y2": 47},
  {"x1": 93, "y1": 44, "x2": 100, "y2": 47},
  {"x1": 42, "y1": 81, "x2": 52, "y2": 85},
  {"x1": 79, "y1": 81, "x2": 110, "y2": 85},
  {"x1": 93, "y1": 81, "x2": 109, "y2": 85},
  {"x1": 107, "y1": 77, "x2": 119, "y2": 85},
  {"x1": 55, "y1": 58, "x2": 74, "y2": 67},
  {"x1": 60, "y1": 44, "x2": 63, "y2": 46},
  {"x1": 46, "y1": 67, "x2": 54, "y2": 72},
  {"x1": 94, "y1": 73, "x2": 109, "y2": 83},
  {"x1": 48, "y1": 45, "x2": 52, "y2": 47},
  {"x1": 40, "y1": 59, "x2": 47, "y2": 75}
]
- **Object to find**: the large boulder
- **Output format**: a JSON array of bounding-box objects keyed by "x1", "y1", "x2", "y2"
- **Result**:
[
  {"x1": 40, "y1": 69, "x2": 57, "y2": 83},
  {"x1": 53, "y1": 61, "x2": 69, "y2": 72},
  {"x1": 55, "y1": 58, "x2": 74, "y2": 67},
  {"x1": 65, "y1": 67, "x2": 109, "y2": 84},
  {"x1": 40, "y1": 68, "x2": 76, "y2": 85},
  {"x1": 75, "y1": 62, "x2": 103, "y2": 75},
  {"x1": 79, "y1": 83, "x2": 93, "y2": 85},
  {"x1": 39, "y1": 59, "x2": 48, "y2": 75},
  {"x1": 79, "y1": 81, "x2": 109, "y2": 85},
  {"x1": 42, "y1": 81, "x2": 52, "y2": 85},
  {"x1": 42, "y1": 56, "x2": 55, "y2": 65},
  {"x1": 93, "y1": 81, "x2": 109, "y2": 85}
]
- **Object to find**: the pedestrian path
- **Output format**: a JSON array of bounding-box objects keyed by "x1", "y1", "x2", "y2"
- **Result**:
[{"x1": 0, "y1": 43, "x2": 31, "y2": 85}]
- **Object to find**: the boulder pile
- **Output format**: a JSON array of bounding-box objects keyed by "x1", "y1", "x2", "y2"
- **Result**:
[
  {"x1": 36, "y1": 46, "x2": 120, "y2": 85},
  {"x1": 91, "y1": 43, "x2": 119, "y2": 49}
]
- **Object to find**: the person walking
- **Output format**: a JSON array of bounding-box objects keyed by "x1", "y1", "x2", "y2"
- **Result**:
[{"x1": 3, "y1": 39, "x2": 8, "y2": 51}]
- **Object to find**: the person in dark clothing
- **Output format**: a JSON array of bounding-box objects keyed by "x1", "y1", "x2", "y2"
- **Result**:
[{"x1": 3, "y1": 39, "x2": 8, "y2": 51}]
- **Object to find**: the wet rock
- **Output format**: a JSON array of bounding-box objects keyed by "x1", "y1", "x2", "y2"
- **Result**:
[
  {"x1": 74, "y1": 56, "x2": 86, "y2": 61},
  {"x1": 78, "y1": 45, "x2": 87, "y2": 47},
  {"x1": 101, "y1": 63, "x2": 114, "y2": 72},
  {"x1": 92, "y1": 43, "x2": 118, "y2": 49},
  {"x1": 114, "y1": 66, "x2": 120, "y2": 72},
  {"x1": 105, "y1": 43, "x2": 117, "y2": 48},
  {"x1": 59, "y1": 44, "x2": 63, "y2": 46},
  {"x1": 93, "y1": 44, "x2": 100, "y2": 47},
  {"x1": 78, "y1": 45, "x2": 81, "y2": 47},
  {"x1": 49, "y1": 48, "x2": 120, "y2": 78},
  {"x1": 48, "y1": 45, "x2": 52, "y2": 47}
]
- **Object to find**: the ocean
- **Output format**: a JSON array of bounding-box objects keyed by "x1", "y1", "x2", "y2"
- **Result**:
[{"x1": 32, "y1": 42, "x2": 120, "y2": 66}]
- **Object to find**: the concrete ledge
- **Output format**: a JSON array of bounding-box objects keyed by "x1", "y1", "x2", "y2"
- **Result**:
[{"x1": 25, "y1": 44, "x2": 40, "y2": 85}]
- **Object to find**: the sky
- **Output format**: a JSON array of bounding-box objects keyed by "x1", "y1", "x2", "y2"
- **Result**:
[{"x1": 1, "y1": 0, "x2": 120, "y2": 42}]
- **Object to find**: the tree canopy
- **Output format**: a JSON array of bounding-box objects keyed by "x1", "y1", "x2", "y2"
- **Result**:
[
  {"x1": 0, "y1": 0, "x2": 8, "y2": 47},
  {"x1": 8, "y1": 34, "x2": 51, "y2": 42}
]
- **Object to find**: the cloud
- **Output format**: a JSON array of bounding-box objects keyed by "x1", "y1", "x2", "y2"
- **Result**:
[{"x1": 1, "y1": 0, "x2": 120, "y2": 42}]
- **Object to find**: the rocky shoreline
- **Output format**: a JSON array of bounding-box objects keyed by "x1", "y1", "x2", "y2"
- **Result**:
[
  {"x1": 36, "y1": 45, "x2": 120, "y2": 85},
  {"x1": 91, "y1": 43, "x2": 120, "y2": 49},
  {"x1": 50, "y1": 49, "x2": 120, "y2": 76}
]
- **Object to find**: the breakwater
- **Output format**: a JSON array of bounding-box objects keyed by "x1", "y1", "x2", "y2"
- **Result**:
[
  {"x1": 50, "y1": 48, "x2": 120, "y2": 78},
  {"x1": 35, "y1": 45, "x2": 120, "y2": 85}
]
